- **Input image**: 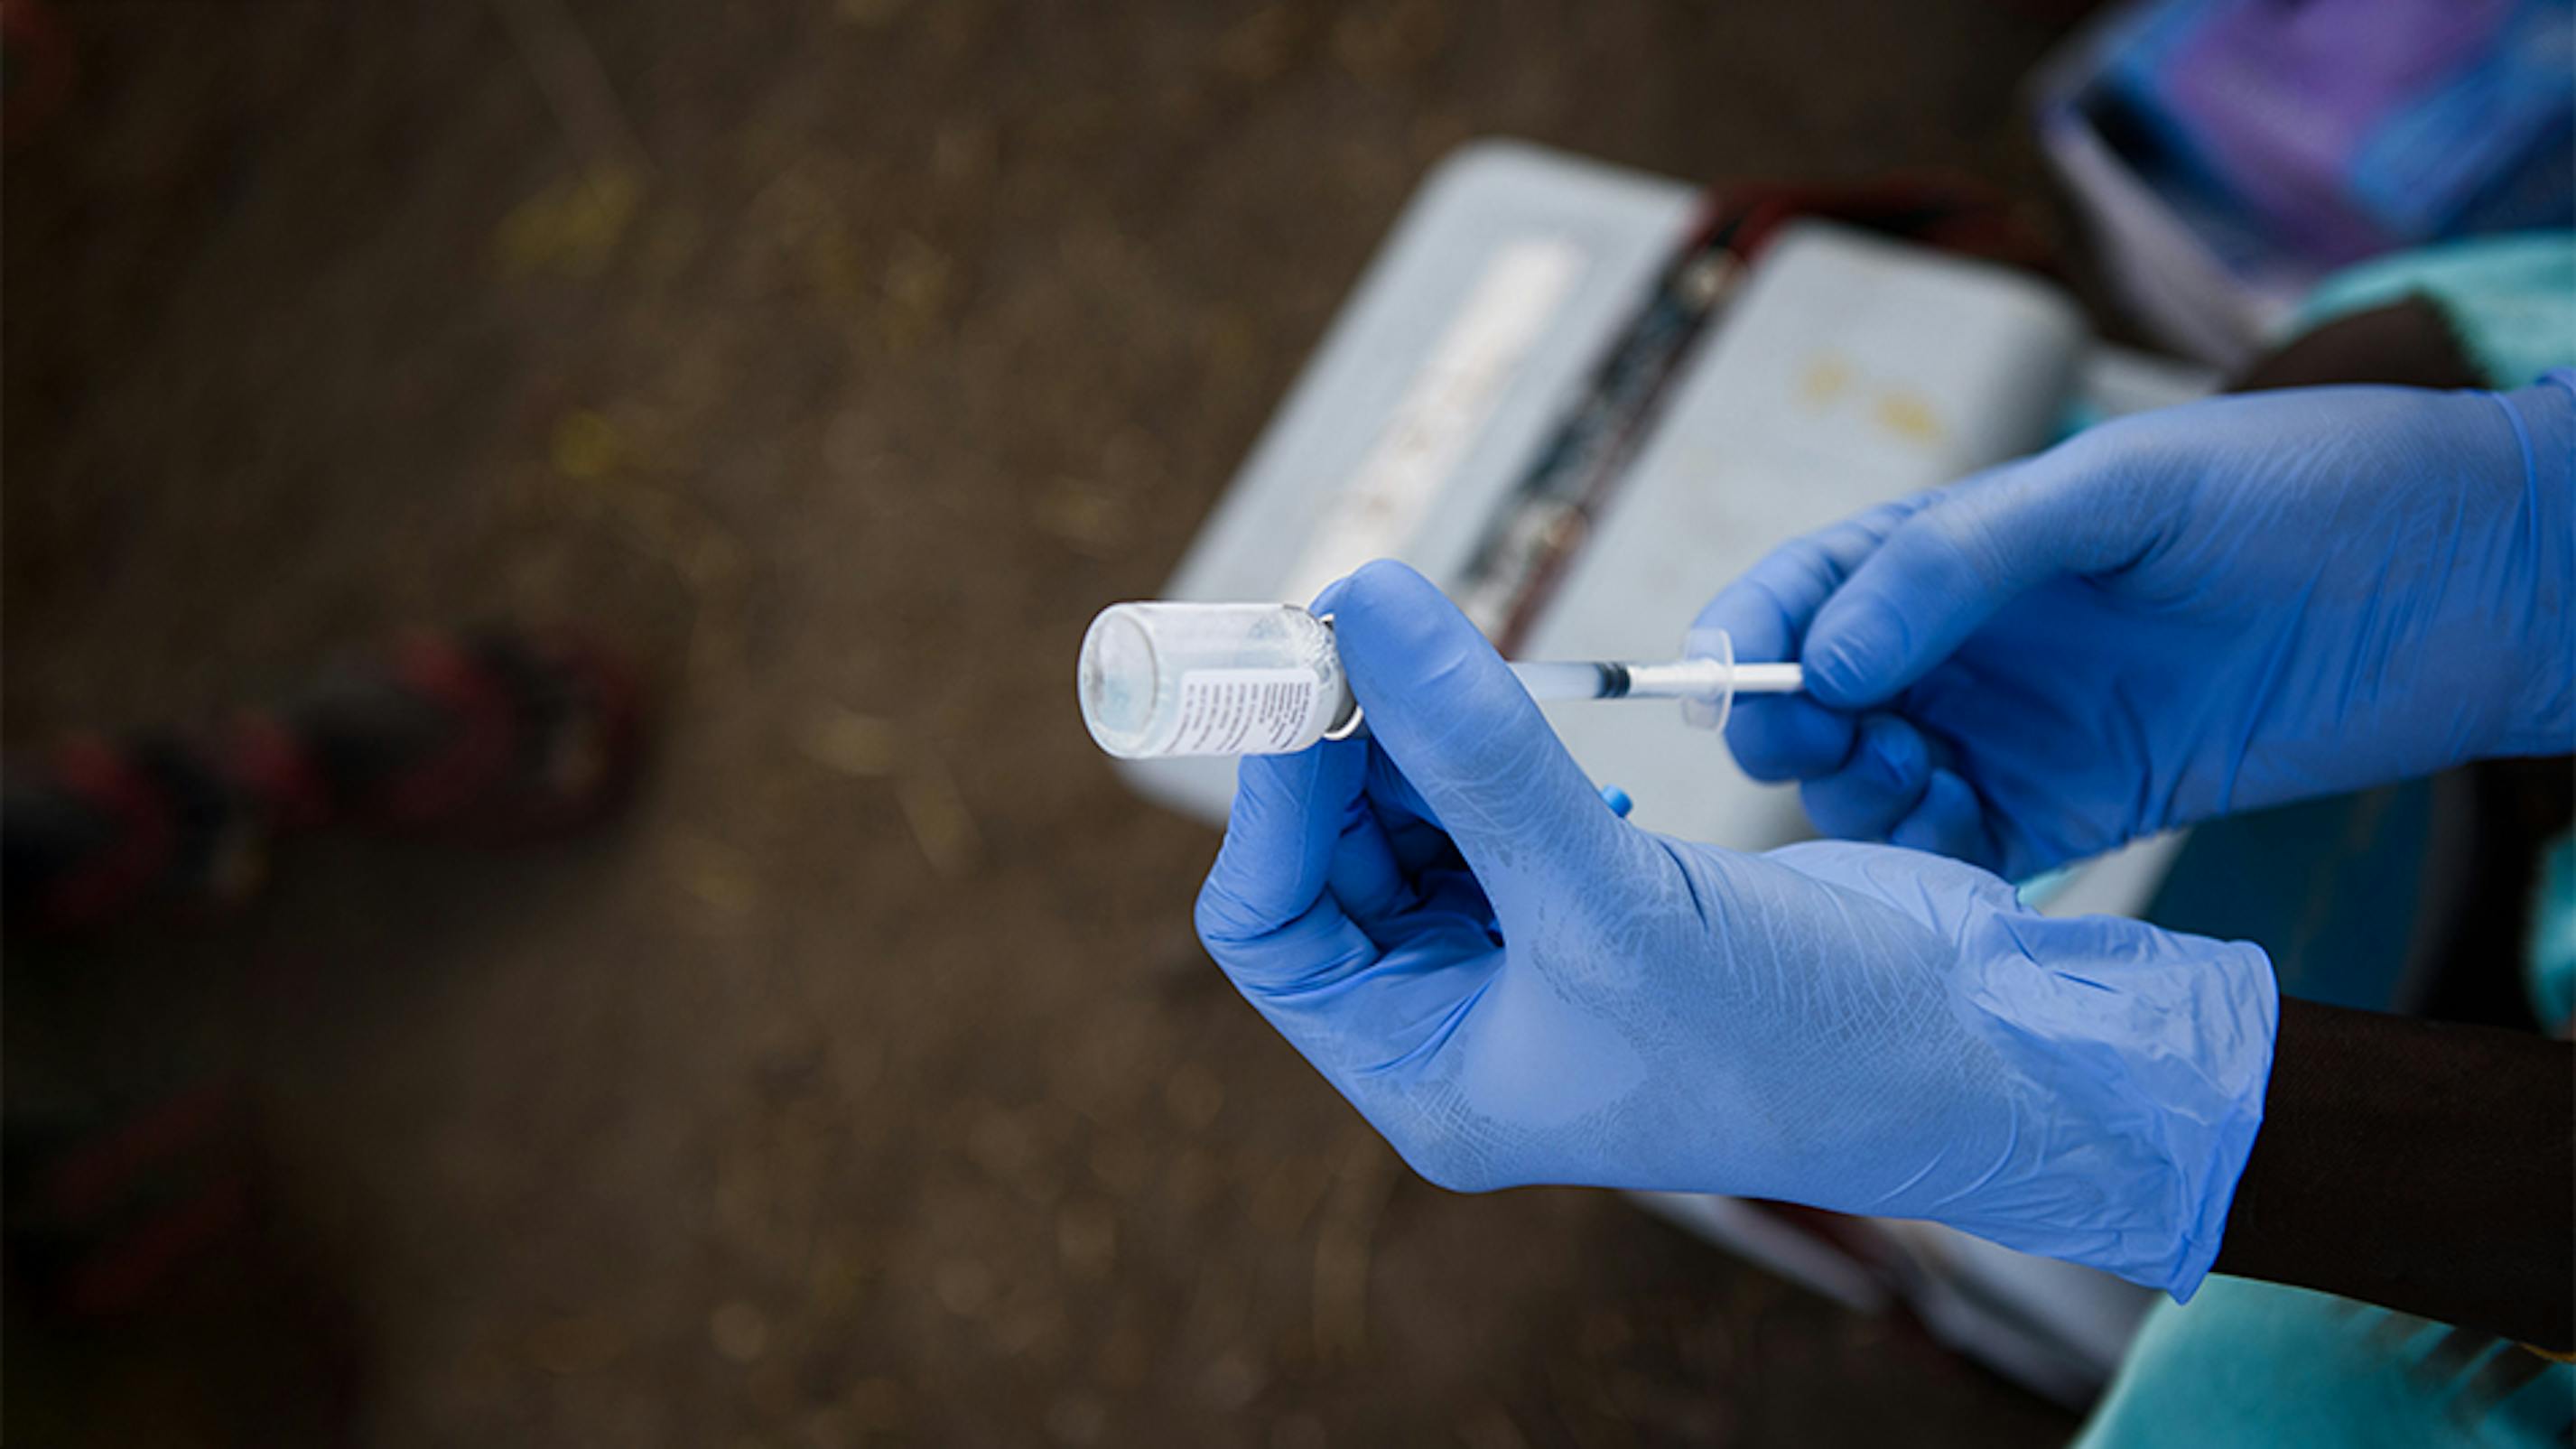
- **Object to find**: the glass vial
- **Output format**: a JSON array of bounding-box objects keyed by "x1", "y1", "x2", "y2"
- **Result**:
[{"x1": 1077, "y1": 602, "x2": 1359, "y2": 759}]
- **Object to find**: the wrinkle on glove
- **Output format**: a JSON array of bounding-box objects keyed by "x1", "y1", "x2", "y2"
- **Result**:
[{"x1": 1199, "y1": 562, "x2": 2277, "y2": 1299}]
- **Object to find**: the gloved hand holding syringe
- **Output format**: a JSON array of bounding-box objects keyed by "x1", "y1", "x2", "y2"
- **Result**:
[
  {"x1": 1078, "y1": 600, "x2": 1803, "y2": 759},
  {"x1": 1101, "y1": 378, "x2": 2576, "y2": 1339}
]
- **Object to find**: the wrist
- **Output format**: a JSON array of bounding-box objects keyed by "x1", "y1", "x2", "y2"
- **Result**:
[
  {"x1": 1951, "y1": 908, "x2": 2278, "y2": 1298},
  {"x1": 2490, "y1": 374, "x2": 2575, "y2": 756},
  {"x1": 2216, "y1": 1001, "x2": 2575, "y2": 1349}
]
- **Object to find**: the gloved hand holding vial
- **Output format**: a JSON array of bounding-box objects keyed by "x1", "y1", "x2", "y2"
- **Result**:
[
  {"x1": 1079, "y1": 377, "x2": 2575, "y2": 1353},
  {"x1": 1076, "y1": 599, "x2": 1803, "y2": 759}
]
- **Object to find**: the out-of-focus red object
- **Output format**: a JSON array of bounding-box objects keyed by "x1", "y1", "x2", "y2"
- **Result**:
[
  {"x1": 4, "y1": 628, "x2": 646, "y2": 933},
  {"x1": 2, "y1": 0, "x2": 75, "y2": 145}
]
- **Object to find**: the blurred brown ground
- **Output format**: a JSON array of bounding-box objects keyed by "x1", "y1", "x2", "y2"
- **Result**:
[{"x1": 4, "y1": 2, "x2": 2097, "y2": 1443}]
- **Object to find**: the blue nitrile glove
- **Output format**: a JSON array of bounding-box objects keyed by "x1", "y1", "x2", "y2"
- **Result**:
[
  {"x1": 1691, "y1": 377, "x2": 2574, "y2": 881},
  {"x1": 1197, "y1": 561, "x2": 2276, "y2": 1298}
]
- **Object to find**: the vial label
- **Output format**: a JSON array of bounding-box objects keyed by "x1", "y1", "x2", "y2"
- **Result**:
[{"x1": 1168, "y1": 668, "x2": 1329, "y2": 755}]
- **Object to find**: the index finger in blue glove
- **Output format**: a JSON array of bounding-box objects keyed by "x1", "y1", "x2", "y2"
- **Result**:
[
  {"x1": 1887, "y1": 766, "x2": 2003, "y2": 870},
  {"x1": 1802, "y1": 441, "x2": 2176, "y2": 710},
  {"x1": 1797, "y1": 712, "x2": 1935, "y2": 841},
  {"x1": 1196, "y1": 742, "x2": 1379, "y2": 987},
  {"x1": 1687, "y1": 500, "x2": 1924, "y2": 781},
  {"x1": 1362, "y1": 746, "x2": 1455, "y2": 877}
]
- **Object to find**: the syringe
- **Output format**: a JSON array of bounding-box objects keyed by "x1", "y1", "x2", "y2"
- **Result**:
[
  {"x1": 1078, "y1": 601, "x2": 1803, "y2": 760},
  {"x1": 1507, "y1": 657, "x2": 1804, "y2": 703}
]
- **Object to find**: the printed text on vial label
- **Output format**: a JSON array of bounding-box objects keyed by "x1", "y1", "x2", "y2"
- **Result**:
[{"x1": 1170, "y1": 669, "x2": 1325, "y2": 755}]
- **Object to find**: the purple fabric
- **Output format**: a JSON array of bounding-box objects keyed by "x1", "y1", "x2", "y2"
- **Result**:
[{"x1": 2104, "y1": 0, "x2": 2566, "y2": 264}]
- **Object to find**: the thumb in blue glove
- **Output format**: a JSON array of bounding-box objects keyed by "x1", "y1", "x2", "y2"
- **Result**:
[{"x1": 1200, "y1": 560, "x2": 2277, "y2": 1298}]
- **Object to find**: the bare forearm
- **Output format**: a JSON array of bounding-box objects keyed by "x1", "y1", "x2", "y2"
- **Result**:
[{"x1": 2212, "y1": 998, "x2": 2574, "y2": 1351}]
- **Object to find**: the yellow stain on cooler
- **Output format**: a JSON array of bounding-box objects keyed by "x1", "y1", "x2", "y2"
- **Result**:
[
  {"x1": 1874, "y1": 389, "x2": 1945, "y2": 445},
  {"x1": 1797, "y1": 354, "x2": 1853, "y2": 407}
]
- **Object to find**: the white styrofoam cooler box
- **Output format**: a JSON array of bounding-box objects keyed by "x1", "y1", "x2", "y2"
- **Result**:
[{"x1": 1126, "y1": 139, "x2": 2088, "y2": 856}]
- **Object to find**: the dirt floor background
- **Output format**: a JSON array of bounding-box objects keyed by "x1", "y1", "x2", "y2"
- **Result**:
[{"x1": 6, "y1": 2, "x2": 2102, "y2": 1443}]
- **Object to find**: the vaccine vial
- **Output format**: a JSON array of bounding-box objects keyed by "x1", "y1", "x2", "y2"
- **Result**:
[{"x1": 1078, "y1": 602, "x2": 1359, "y2": 759}]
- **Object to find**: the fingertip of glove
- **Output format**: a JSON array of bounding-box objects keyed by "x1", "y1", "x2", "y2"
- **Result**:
[
  {"x1": 1332, "y1": 560, "x2": 1455, "y2": 647},
  {"x1": 1330, "y1": 561, "x2": 1514, "y2": 717},
  {"x1": 1888, "y1": 768, "x2": 1998, "y2": 870},
  {"x1": 1228, "y1": 747, "x2": 1323, "y2": 817},
  {"x1": 1800, "y1": 617, "x2": 1891, "y2": 709},
  {"x1": 1725, "y1": 697, "x2": 1859, "y2": 781},
  {"x1": 1204, "y1": 747, "x2": 1355, "y2": 933},
  {"x1": 1855, "y1": 712, "x2": 1929, "y2": 787},
  {"x1": 1193, "y1": 859, "x2": 1270, "y2": 947},
  {"x1": 1796, "y1": 715, "x2": 1932, "y2": 841}
]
